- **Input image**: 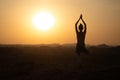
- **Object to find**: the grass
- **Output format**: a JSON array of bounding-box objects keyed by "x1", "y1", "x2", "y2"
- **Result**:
[{"x1": 0, "y1": 45, "x2": 120, "y2": 80}]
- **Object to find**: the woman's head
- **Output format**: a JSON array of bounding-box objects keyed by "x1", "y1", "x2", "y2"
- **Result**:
[{"x1": 79, "y1": 24, "x2": 83, "y2": 31}]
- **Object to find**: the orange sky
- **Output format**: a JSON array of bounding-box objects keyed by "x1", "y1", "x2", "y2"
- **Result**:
[{"x1": 0, "y1": 0, "x2": 120, "y2": 45}]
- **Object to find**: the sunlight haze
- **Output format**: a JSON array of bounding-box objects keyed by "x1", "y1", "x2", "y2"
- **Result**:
[{"x1": 0, "y1": 0, "x2": 120, "y2": 45}]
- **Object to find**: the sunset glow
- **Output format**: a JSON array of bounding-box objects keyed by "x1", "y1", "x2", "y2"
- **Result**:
[{"x1": 0, "y1": 0, "x2": 120, "y2": 45}]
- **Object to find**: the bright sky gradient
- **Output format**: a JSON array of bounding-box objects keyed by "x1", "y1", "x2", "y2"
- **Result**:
[{"x1": 0, "y1": 0, "x2": 120, "y2": 45}]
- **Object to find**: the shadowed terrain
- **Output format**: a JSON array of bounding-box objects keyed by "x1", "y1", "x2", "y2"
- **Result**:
[{"x1": 0, "y1": 44, "x2": 120, "y2": 80}]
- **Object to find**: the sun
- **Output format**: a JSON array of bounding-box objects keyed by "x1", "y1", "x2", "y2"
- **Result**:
[{"x1": 32, "y1": 11, "x2": 55, "y2": 31}]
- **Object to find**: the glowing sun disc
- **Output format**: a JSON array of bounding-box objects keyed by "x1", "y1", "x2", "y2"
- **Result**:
[{"x1": 32, "y1": 11, "x2": 55, "y2": 31}]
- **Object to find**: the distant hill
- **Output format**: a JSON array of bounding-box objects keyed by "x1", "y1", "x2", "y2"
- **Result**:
[
  {"x1": 96, "y1": 44, "x2": 110, "y2": 48},
  {"x1": 0, "y1": 43, "x2": 119, "y2": 48}
]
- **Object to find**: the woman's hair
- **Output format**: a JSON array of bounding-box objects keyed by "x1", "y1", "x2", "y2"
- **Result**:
[{"x1": 79, "y1": 24, "x2": 83, "y2": 31}]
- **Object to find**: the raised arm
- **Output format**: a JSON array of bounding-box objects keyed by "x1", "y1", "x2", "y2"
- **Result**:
[
  {"x1": 75, "y1": 16, "x2": 81, "y2": 33},
  {"x1": 81, "y1": 16, "x2": 87, "y2": 33}
]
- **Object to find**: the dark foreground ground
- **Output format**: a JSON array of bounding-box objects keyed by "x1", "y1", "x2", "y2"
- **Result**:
[{"x1": 0, "y1": 44, "x2": 120, "y2": 80}]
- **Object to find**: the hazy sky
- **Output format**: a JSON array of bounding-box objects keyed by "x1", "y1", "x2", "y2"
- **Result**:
[{"x1": 0, "y1": 0, "x2": 120, "y2": 45}]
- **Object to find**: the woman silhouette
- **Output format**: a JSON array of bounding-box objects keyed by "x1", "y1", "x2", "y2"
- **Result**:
[{"x1": 75, "y1": 14, "x2": 88, "y2": 56}]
